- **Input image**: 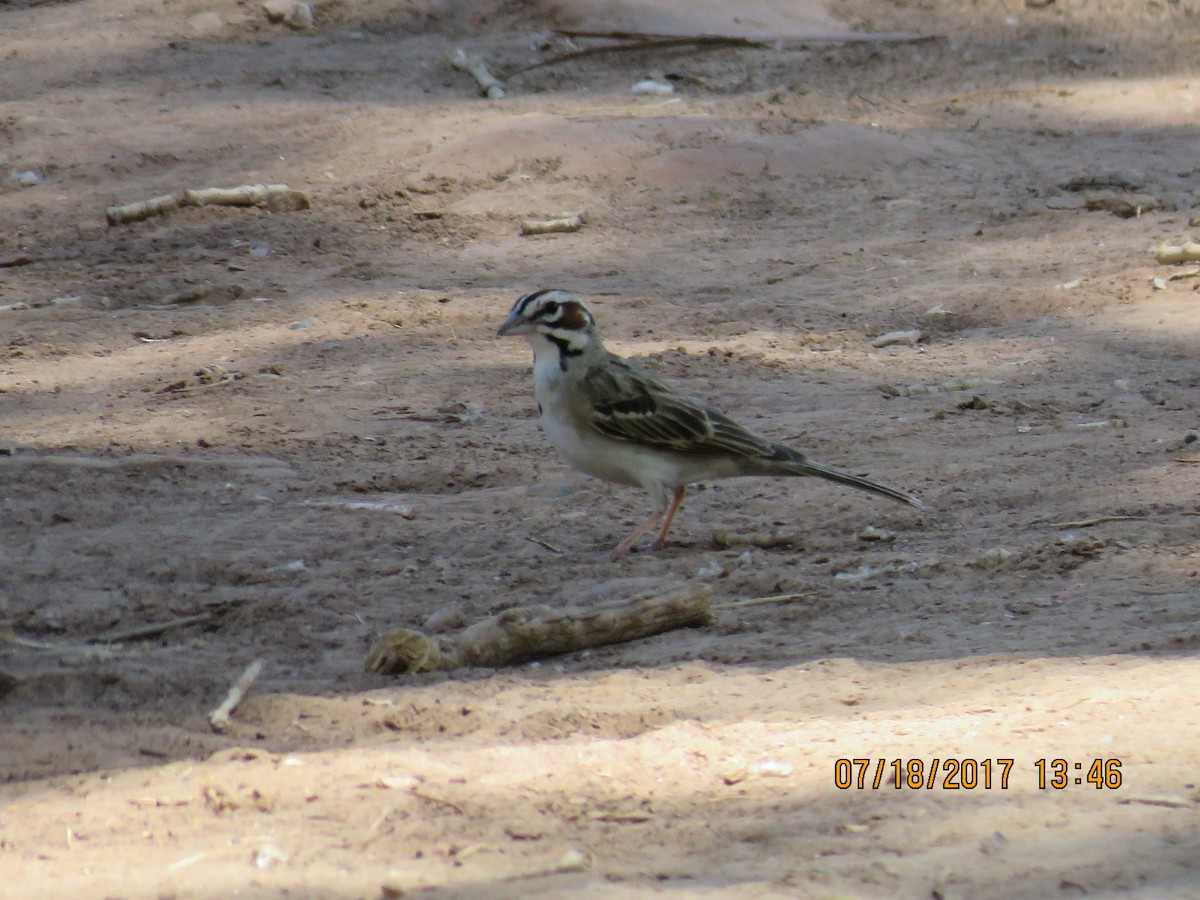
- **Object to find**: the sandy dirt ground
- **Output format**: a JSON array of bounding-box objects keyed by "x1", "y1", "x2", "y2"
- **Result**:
[{"x1": 2, "y1": 0, "x2": 1200, "y2": 896}]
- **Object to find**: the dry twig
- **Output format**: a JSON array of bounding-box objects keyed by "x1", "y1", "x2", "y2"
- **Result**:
[
  {"x1": 1048, "y1": 515, "x2": 1146, "y2": 528},
  {"x1": 934, "y1": 86, "x2": 1075, "y2": 105},
  {"x1": 509, "y1": 29, "x2": 938, "y2": 77},
  {"x1": 92, "y1": 613, "x2": 213, "y2": 644},
  {"x1": 712, "y1": 592, "x2": 808, "y2": 611},
  {"x1": 209, "y1": 658, "x2": 265, "y2": 732},
  {"x1": 447, "y1": 48, "x2": 506, "y2": 99}
]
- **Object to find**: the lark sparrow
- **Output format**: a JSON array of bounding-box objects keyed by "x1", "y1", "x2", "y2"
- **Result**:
[{"x1": 499, "y1": 289, "x2": 922, "y2": 559}]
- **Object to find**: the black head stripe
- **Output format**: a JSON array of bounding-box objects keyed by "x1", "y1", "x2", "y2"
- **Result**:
[{"x1": 515, "y1": 289, "x2": 555, "y2": 317}]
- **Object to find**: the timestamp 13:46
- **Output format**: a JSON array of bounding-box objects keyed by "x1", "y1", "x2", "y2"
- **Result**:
[
  {"x1": 833, "y1": 758, "x2": 1123, "y2": 790},
  {"x1": 1036, "y1": 758, "x2": 1122, "y2": 790}
]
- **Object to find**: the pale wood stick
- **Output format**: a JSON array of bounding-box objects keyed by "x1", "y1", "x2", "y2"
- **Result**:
[
  {"x1": 520, "y1": 212, "x2": 584, "y2": 235},
  {"x1": 447, "y1": 48, "x2": 506, "y2": 99},
  {"x1": 106, "y1": 183, "x2": 309, "y2": 226},
  {"x1": 209, "y1": 658, "x2": 265, "y2": 732},
  {"x1": 106, "y1": 192, "x2": 182, "y2": 226},
  {"x1": 366, "y1": 582, "x2": 712, "y2": 674},
  {"x1": 1154, "y1": 241, "x2": 1200, "y2": 264},
  {"x1": 1048, "y1": 515, "x2": 1146, "y2": 528},
  {"x1": 713, "y1": 592, "x2": 808, "y2": 611}
]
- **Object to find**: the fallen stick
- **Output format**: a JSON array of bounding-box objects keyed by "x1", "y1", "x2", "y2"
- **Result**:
[
  {"x1": 0, "y1": 451, "x2": 296, "y2": 474},
  {"x1": 365, "y1": 581, "x2": 713, "y2": 674},
  {"x1": 509, "y1": 29, "x2": 938, "y2": 77},
  {"x1": 711, "y1": 529, "x2": 801, "y2": 549},
  {"x1": 1153, "y1": 241, "x2": 1200, "y2": 264},
  {"x1": 1047, "y1": 515, "x2": 1146, "y2": 528},
  {"x1": 209, "y1": 658, "x2": 265, "y2": 732},
  {"x1": 934, "y1": 86, "x2": 1075, "y2": 105},
  {"x1": 0, "y1": 625, "x2": 61, "y2": 651},
  {"x1": 877, "y1": 375, "x2": 1002, "y2": 397},
  {"x1": 106, "y1": 183, "x2": 310, "y2": 226},
  {"x1": 91, "y1": 613, "x2": 213, "y2": 644},
  {"x1": 1118, "y1": 795, "x2": 1194, "y2": 809},
  {"x1": 106, "y1": 192, "x2": 182, "y2": 226},
  {"x1": 556, "y1": 27, "x2": 936, "y2": 44},
  {"x1": 447, "y1": 48, "x2": 506, "y2": 99},
  {"x1": 520, "y1": 212, "x2": 585, "y2": 236},
  {"x1": 184, "y1": 184, "x2": 310, "y2": 213},
  {"x1": 712, "y1": 592, "x2": 808, "y2": 611}
]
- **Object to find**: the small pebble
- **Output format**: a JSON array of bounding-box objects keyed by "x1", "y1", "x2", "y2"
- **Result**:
[
  {"x1": 631, "y1": 79, "x2": 674, "y2": 96},
  {"x1": 871, "y1": 329, "x2": 922, "y2": 348}
]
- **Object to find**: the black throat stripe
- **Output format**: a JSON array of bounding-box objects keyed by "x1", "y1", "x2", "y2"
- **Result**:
[{"x1": 547, "y1": 334, "x2": 583, "y2": 371}]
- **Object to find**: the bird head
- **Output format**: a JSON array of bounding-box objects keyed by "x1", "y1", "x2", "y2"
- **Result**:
[{"x1": 497, "y1": 289, "x2": 599, "y2": 361}]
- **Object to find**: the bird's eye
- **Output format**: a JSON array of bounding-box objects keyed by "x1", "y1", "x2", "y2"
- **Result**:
[{"x1": 542, "y1": 301, "x2": 560, "y2": 317}]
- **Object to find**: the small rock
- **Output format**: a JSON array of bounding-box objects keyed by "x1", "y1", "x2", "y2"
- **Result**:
[
  {"x1": 1085, "y1": 191, "x2": 1159, "y2": 218},
  {"x1": 958, "y1": 394, "x2": 991, "y2": 410},
  {"x1": 263, "y1": 0, "x2": 313, "y2": 28},
  {"x1": 262, "y1": 0, "x2": 291, "y2": 22},
  {"x1": 252, "y1": 843, "x2": 288, "y2": 869},
  {"x1": 287, "y1": 2, "x2": 314, "y2": 28},
  {"x1": 747, "y1": 759, "x2": 794, "y2": 778},
  {"x1": 871, "y1": 329, "x2": 921, "y2": 348},
  {"x1": 187, "y1": 11, "x2": 224, "y2": 35},
  {"x1": 857, "y1": 525, "x2": 896, "y2": 543},
  {"x1": 631, "y1": 79, "x2": 674, "y2": 96},
  {"x1": 971, "y1": 547, "x2": 1012, "y2": 570},
  {"x1": 4, "y1": 169, "x2": 42, "y2": 189}
]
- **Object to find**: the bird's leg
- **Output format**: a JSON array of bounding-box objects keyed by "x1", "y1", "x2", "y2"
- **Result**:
[
  {"x1": 611, "y1": 509, "x2": 664, "y2": 560},
  {"x1": 650, "y1": 486, "x2": 687, "y2": 551}
]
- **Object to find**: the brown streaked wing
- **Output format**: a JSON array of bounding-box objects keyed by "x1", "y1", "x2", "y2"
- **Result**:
[{"x1": 581, "y1": 354, "x2": 777, "y2": 458}]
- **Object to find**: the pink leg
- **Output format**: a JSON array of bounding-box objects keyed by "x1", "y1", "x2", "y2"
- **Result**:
[
  {"x1": 650, "y1": 486, "x2": 687, "y2": 550},
  {"x1": 611, "y1": 509, "x2": 663, "y2": 560}
]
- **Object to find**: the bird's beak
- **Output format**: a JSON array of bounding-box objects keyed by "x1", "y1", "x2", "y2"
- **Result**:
[{"x1": 497, "y1": 310, "x2": 533, "y2": 337}]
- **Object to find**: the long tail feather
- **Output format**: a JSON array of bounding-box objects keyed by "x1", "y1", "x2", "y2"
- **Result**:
[{"x1": 785, "y1": 458, "x2": 923, "y2": 508}]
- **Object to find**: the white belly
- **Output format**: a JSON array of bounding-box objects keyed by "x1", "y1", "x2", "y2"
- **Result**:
[
  {"x1": 537, "y1": 384, "x2": 645, "y2": 488},
  {"x1": 530, "y1": 354, "x2": 657, "y2": 488}
]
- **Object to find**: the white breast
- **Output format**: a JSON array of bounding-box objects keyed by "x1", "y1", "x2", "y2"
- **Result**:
[
  {"x1": 532, "y1": 350, "x2": 653, "y2": 490},
  {"x1": 526, "y1": 337, "x2": 741, "y2": 509}
]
